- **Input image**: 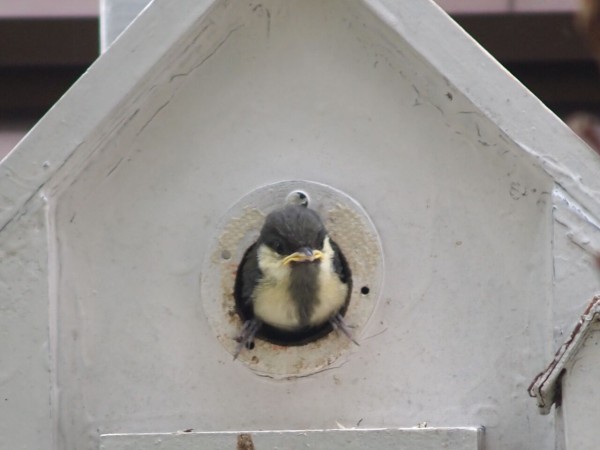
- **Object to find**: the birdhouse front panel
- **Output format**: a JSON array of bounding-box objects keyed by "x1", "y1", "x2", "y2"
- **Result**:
[{"x1": 40, "y1": 1, "x2": 556, "y2": 449}]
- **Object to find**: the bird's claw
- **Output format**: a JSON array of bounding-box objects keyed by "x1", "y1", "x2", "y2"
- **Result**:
[
  {"x1": 233, "y1": 319, "x2": 262, "y2": 359},
  {"x1": 330, "y1": 313, "x2": 359, "y2": 346}
]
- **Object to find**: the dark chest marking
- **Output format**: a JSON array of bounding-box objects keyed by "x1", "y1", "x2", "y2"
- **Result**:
[{"x1": 288, "y1": 262, "x2": 320, "y2": 327}]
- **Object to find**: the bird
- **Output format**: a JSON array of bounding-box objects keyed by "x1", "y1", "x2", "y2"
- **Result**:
[{"x1": 233, "y1": 203, "x2": 357, "y2": 358}]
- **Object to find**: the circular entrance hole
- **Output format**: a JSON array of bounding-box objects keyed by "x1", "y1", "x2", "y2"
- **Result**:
[{"x1": 200, "y1": 180, "x2": 384, "y2": 378}]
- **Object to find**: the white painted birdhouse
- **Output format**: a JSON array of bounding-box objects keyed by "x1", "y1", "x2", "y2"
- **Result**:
[{"x1": 1, "y1": 0, "x2": 600, "y2": 449}]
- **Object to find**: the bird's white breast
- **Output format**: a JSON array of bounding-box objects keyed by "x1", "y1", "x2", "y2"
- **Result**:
[
  {"x1": 311, "y1": 236, "x2": 348, "y2": 326},
  {"x1": 253, "y1": 244, "x2": 301, "y2": 330},
  {"x1": 252, "y1": 237, "x2": 348, "y2": 330}
]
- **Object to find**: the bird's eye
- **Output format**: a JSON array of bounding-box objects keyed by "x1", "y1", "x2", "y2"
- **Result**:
[{"x1": 271, "y1": 241, "x2": 285, "y2": 254}]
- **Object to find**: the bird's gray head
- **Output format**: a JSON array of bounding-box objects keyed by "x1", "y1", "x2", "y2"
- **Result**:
[{"x1": 259, "y1": 205, "x2": 327, "y2": 262}]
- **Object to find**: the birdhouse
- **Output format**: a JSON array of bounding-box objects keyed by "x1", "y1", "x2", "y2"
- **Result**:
[{"x1": 2, "y1": 0, "x2": 600, "y2": 449}]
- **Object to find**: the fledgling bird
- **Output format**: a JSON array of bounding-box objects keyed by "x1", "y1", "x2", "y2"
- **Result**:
[{"x1": 233, "y1": 204, "x2": 356, "y2": 357}]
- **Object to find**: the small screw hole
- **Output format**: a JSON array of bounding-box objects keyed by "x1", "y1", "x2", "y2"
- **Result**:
[
  {"x1": 221, "y1": 249, "x2": 232, "y2": 260},
  {"x1": 360, "y1": 286, "x2": 370, "y2": 295}
]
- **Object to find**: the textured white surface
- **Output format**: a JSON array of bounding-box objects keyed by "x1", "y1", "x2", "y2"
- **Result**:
[
  {"x1": 562, "y1": 321, "x2": 600, "y2": 449},
  {"x1": 100, "y1": 427, "x2": 483, "y2": 450},
  {"x1": 1, "y1": 0, "x2": 599, "y2": 449},
  {"x1": 551, "y1": 189, "x2": 600, "y2": 347},
  {"x1": 0, "y1": 198, "x2": 52, "y2": 450}
]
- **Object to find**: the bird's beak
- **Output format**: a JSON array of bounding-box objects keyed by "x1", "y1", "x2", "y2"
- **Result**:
[{"x1": 282, "y1": 247, "x2": 324, "y2": 265}]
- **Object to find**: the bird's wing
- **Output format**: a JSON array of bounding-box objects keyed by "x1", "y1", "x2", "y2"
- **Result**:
[
  {"x1": 329, "y1": 238, "x2": 352, "y2": 285},
  {"x1": 234, "y1": 243, "x2": 262, "y2": 319}
]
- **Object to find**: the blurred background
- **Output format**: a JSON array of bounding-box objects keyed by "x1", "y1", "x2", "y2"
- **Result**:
[{"x1": 1, "y1": 0, "x2": 599, "y2": 160}]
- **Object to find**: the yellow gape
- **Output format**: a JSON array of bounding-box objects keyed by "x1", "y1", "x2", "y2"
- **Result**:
[{"x1": 282, "y1": 250, "x2": 324, "y2": 265}]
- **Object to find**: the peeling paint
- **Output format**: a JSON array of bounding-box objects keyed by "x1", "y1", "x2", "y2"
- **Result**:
[{"x1": 529, "y1": 295, "x2": 600, "y2": 414}]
